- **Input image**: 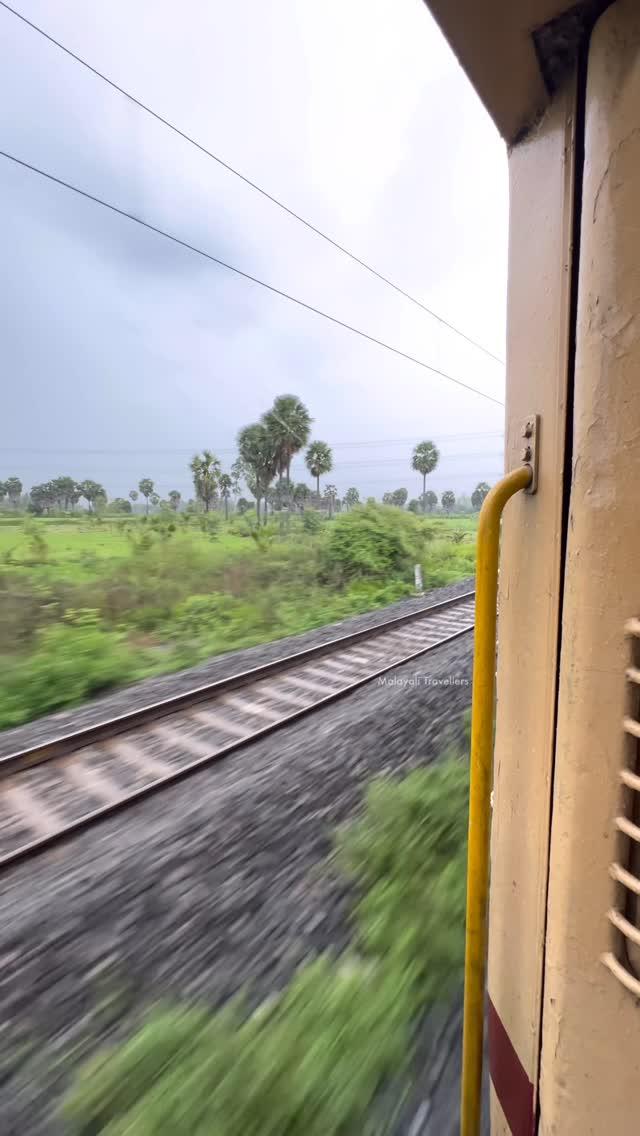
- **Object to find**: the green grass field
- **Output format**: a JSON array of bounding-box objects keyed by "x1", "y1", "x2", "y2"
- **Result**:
[
  {"x1": 0, "y1": 507, "x2": 477, "y2": 729},
  {"x1": 0, "y1": 517, "x2": 250, "y2": 582}
]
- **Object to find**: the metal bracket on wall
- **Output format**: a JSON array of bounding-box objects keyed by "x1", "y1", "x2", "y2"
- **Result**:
[{"x1": 521, "y1": 414, "x2": 540, "y2": 493}]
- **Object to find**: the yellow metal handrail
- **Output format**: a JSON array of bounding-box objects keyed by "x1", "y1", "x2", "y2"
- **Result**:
[{"x1": 461, "y1": 466, "x2": 532, "y2": 1136}]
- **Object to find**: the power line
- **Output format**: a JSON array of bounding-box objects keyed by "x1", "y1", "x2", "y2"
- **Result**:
[
  {"x1": 6, "y1": 443, "x2": 504, "y2": 462},
  {"x1": 306, "y1": 453, "x2": 505, "y2": 467},
  {"x1": 11, "y1": 451, "x2": 504, "y2": 468},
  {"x1": 0, "y1": 149, "x2": 505, "y2": 408},
  {"x1": 314, "y1": 432, "x2": 505, "y2": 448},
  {"x1": 0, "y1": 432, "x2": 504, "y2": 455},
  {"x1": 0, "y1": 1, "x2": 505, "y2": 367},
  {"x1": 12, "y1": 463, "x2": 509, "y2": 477},
  {"x1": 352, "y1": 473, "x2": 503, "y2": 483}
]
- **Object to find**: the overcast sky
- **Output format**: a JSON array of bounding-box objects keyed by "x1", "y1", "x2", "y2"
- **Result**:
[{"x1": 0, "y1": 0, "x2": 508, "y2": 502}]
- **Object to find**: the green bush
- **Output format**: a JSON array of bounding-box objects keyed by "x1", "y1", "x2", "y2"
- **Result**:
[
  {"x1": 322, "y1": 505, "x2": 425, "y2": 583},
  {"x1": 0, "y1": 610, "x2": 138, "y2": 728},
  {"x1": 128, "y1": 605, "x2": 173, "y2": 633},
  {"x1": 23, "y1": 518, "x2": 49, "y2": 564},
  {"x1": 337, "y1": 760, "x2": 468, "y2": 1003},
  {"x1": 302, "y1": 509, "x2": 323, "y2": 533},
  {"x1": 65, "y1": 957, "x2": 413, "y2": 1136},
  {"x1": 421, "y1": 537, "x2": 475, "y2": 590},
  {"x1": 169, "y1": 593, "x2": 240, "y2": 638},
  {"x1": 196, "y1": 514, "x2": 221, "y2": 539}
]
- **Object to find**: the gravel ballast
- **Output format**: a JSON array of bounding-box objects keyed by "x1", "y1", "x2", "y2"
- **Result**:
[{"x1": 0, "y1": 582, "x2": 474, "y2": 1134}]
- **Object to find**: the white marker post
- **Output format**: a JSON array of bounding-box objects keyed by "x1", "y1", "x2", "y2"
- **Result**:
[{"x1": 414, "y1": 563, "x2": 423, "y2": 595}]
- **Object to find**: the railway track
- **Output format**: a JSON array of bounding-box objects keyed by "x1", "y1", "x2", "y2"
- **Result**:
[{"x1": 0, "y1": 591, "x2": 474, "y2": 869}]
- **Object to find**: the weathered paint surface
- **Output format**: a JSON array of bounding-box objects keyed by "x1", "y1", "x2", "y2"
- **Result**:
[
  {"x1": 488, "y1": 83, "x2": 576, "y2": 1132},
  {"x1": 539, "y1": 2, "x2": 640, "y2": 1132}
]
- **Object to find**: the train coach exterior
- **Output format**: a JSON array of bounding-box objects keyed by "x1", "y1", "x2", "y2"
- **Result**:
[{"x1": 420, "y1": 1, "x2": 640, "y2": 1132}]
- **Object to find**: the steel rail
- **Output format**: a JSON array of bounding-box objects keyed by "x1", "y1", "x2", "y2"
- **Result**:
[
  {"x1": 1, "y1": 590, "x2": 474, "y2": 777},
  {"x1": 0, "y1": 591, "x2": 475, "y2": 870}
]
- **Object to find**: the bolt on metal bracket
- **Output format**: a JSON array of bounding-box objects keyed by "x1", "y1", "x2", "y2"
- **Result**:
[{"x1": 520, "y1": 414, "x2": 539, "y2": 493}]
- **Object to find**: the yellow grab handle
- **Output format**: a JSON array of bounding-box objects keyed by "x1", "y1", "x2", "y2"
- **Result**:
[{"x1": 461, "y1": 466, "x2": 532, "y2": 1136}]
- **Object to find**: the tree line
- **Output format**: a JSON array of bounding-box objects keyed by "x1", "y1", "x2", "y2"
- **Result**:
[{"x1": 1, "y1": 395, "x2": 493, "y2": 519}]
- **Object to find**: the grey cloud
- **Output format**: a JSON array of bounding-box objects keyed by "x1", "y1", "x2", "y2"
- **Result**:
[{"x1": 1, "y1": 0, "x2": 507, "y2": 501}]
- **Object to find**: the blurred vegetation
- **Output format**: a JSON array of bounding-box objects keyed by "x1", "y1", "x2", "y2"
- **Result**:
[
  {"x1": 65, "y1": 754, "x2": 469, "y2": 1135},
  {"x1": 65, "y1": 961, "x2": 414, "y2": 1136},
  {"x1": 0, "y1": 507, "x2": 475, "y2": 728},
  {"x1": 322, "y1": 503, "x2": 429, "y2": 582},
  {"x1": 0, "y1": 610, "x2": 137, "y2": 730},
  {"x1": 337, "y1": 760, "x2": 468, "y2": 1003}
]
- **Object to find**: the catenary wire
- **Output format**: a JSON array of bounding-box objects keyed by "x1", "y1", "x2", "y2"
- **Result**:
[
  {"x1": 0, "y1": 149, "x2": 505, "y2": 408},
  {"x1": 12, "y1": 455, "x2": 505, "y2": 473},
  {"x1": 0, "y1": 0, "x2": 505, "y2": 366},
  {"x1": 0, "y1": 432, "x2": 504, "y2": 455}
]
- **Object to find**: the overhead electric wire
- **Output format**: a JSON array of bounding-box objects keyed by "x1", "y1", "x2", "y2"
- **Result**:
[
  {"x1": 13, "y1": 451, "x2": 505, "y2": 470},
  {"x1": 0, "y1": 149, "x2": 505, "y2": 408},
  {"x1": 1, "y1": 432, "x2": 504, "y2": 455},
  {"x1": 0, "y1": 0, "x2": 505, "y2": 367}
]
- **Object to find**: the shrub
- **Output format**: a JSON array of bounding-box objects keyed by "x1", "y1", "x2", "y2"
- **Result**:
[
  {"x1": 0, "y1": 574, "x2": 61, "y2": 651},
  {"x1": 0, "y1": 610, "x2": 138, "y2": 728},
  {"x1": 421, "y1": 536, "x2": 475, "y2": 589},
  {"x1": 169, "y1": 593, "x2": 241, "y2": 638},
  {"x1": 197, "y1": 514, "x2": 221, "y2": 539},
  {"x1": 128, "y1": 605, "x2": 173, "y2": 632},
  {"x1": 65, "y1": 957, "x2": 413, "y2": 1136},
  {"x1": 126, "y1": 527, "x2": 155, "y2": 555},
  {"x1": 322, "y1": 504, "x2": 425, "y2": 583},
  {"x1": 337, "y1": 759, "x2": 468, "y2": 1003},
  {"x1": 302, "y1": 509, "x2": 323, "y2": 533},
  {"x1": 23, "y1": 518, "x2": 49, "y2": 564}
]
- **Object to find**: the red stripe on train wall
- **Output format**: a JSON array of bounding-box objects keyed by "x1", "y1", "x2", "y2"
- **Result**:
[{"x1": 488, "y1": 997, "x2": 536, "y2": 1136}]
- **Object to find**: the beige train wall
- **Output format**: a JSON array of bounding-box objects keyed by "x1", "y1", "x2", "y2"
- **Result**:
[
  {"x1": 487, "y1": 80, "x2": 576, "y2": 1136},
  {"x1": 419, "y1": 0, "x2": 640, "y2": 1131},
  {"x1": 490, "y1": 0, "x2": 640, "y2": 1132},
  {"x1": 538, "y1": 2, "x2": 640, "y2": 1132}
]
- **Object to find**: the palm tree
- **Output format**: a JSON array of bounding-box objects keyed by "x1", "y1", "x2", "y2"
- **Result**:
[
  {"x1": 323, "y1": 483, "x2": 337, "y2": 519},
  {"x1": 471, "y1": 482, "x2": 490, "y2": 510},
  {"x1": 190, "y1": 451, "x2": 221, "y2": 513},
  {"x1": 129, "y1": 490, "x2": 139, "y2": 509},
  {"x1": 51, "y1": 476, "x2": 76, "y2": 511},
  {"x1": 219, "y1": 473, "x2": 233, "y2": 520},
  {"x1": 411, "y1": 441, "x2": 440, "y2": 513},
  {"x1": 78, "y1": 479, "x2": 106, "y2": 513},
  {"x1": 237, "y1": 424, "x2": 279, "y2": 524},
  {"x1": 168, "y1": 490, "x2": 181, "y2": 512},
  {"x1": 292, "y1": 482, "x2": 310, "y2": 513},
  {"x1": 5, "y1": 477, "x2": 22, "y2": 510},
  {"x1": 262, "y1": 395, "x2": 312, "y2": 493},
  {"x1": 305, "y1": 441, "x2": 333, "y2": 501},
  {"x1": 138, "y1": 478, "x2": 154, "y2": 516},
  {"x1": 441, "y1": 489, "x2": 456, "y2": 513},
  {"x1": 344, "y1": 487, "x2": 360, "y2": 510}
]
